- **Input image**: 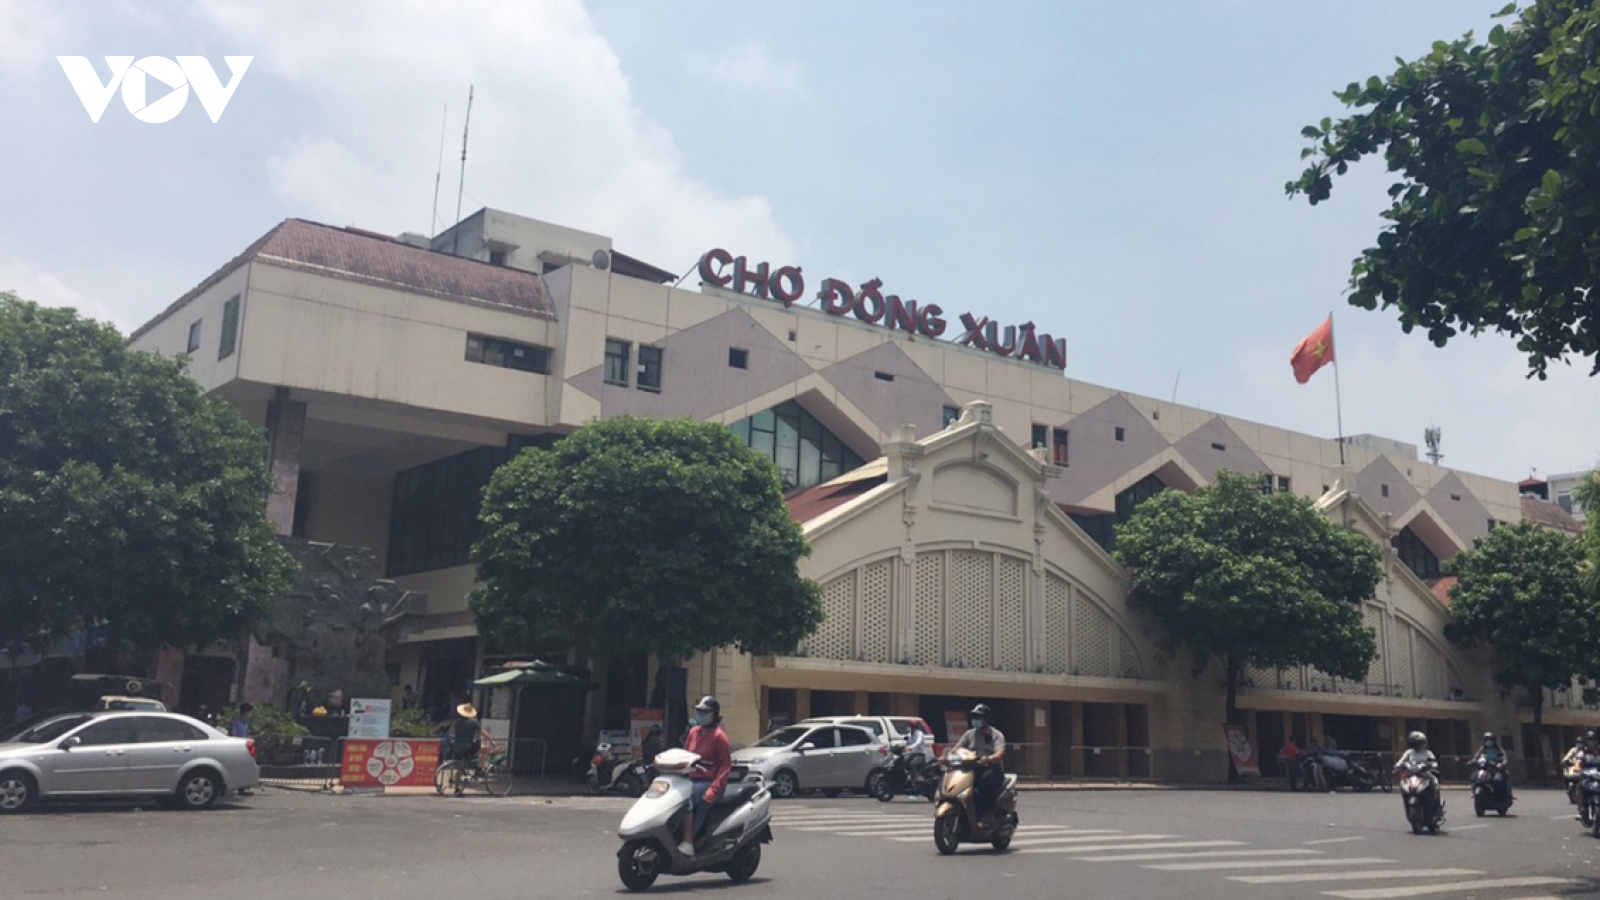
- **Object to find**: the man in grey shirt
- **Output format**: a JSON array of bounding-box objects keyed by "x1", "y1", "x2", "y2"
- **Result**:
[{"x1": 955, "y1": 704, "x2": 1005, "y2": 820}]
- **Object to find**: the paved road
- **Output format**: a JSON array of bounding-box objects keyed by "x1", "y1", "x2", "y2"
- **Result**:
[{"x1": 5, "y1": 785, "x2": 1600, "y2": 899}]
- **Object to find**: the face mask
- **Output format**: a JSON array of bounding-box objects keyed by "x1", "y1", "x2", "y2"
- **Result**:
[{"x1": 970, "y1": 718, "x2": 985, "y2": 731}]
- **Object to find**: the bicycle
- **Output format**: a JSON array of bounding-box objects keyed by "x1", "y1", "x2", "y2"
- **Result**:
[{"x1": 434, "y1": 733, "x2": 513, "y2": 797}]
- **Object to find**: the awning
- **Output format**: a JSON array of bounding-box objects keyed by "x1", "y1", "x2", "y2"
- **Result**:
[{"x1": 475, "y1": 662, "x2": 591, "y2": 687}]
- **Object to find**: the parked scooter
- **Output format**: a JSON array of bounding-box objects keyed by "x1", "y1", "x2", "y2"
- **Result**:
[
  {"x1": 1398, "y1": 760, "x2": 1445, "y2": 834},
  {"x1": 932, "y1": 747, "x2": 1019, "y2": 854},
  {"x1": 1313, "y1": 751, "x2": 1383, "y2": 793},
  {"x1": 588, "y1": 743, "x2": 653, "y2": 796},
  {"x1": 616, "y1": 748, "x2": 773, "y2": 892},
  {"x1": 873, "y1": 743, "x2": 939, "y2": 802},
  {"x1": 1470, "y1": 759, "x2": 1512, "y2": 817}
]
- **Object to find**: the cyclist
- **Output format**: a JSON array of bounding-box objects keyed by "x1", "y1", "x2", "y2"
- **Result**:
[{"x1": 449, "y1": 702, "x2": 483, "y2": 773}]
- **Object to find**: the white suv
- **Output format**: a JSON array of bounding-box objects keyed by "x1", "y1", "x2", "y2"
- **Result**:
[{"x1": 800, "y1": 715, "x2": 935, "y2": 749}]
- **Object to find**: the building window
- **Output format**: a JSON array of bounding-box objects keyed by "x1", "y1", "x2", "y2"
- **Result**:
[
  {"x1": 291, "y1": 472, "x2": 313, "y2": 539},
  {"x1": 387, "y1": 446, "x2": 511, "y2": 577},
  {"x1": 1260, "y1": 474, "x2": 1276, "y2": 495},
  {"x1": 1449, "y1": 494, "x2": 1461, "y2": 502},
  {"x1": 637, "y1": 345, "x2": 663, "y2": 392},
  {"x1": 488, "y1": 248, "x2": 507, "y2": 266},
  {"x1": 1381, "y1": 484, "x2": 1390, "y2": 498},
  {"x1": 605, "y1": 339, "x2": 631, "y2": 386},
  {"x1": 1393, "y1": 526, "x2": 1441, "y2": 581},
  {"x1": 186, "y1": 319, "x2": 202, "y2": 354},
  {"x1": 1557, "y1": 491, "x2": 1573, "y2": 513},
  {"x1": 465, "y1": 334, "x2": 551, "y2": 374},
  {"x1": 728, "y1": 347, "x2": 749, "y2": 369},
  {"x1": 1031, "y1": 424, "x2": 1048, "y2": 450},
  {"x1": 1069, "y1": 473, "x2": 1167, "y2": 553},
  {"x1": 1052, "y1": 429, "x2": 1069, "y2": 466},
  {"x1": 1210, "y1": 442, "x2": 1226, "y2": 452},
  {"x1": 1114, "y1": 426, "x2": 1125, "y2": 442},
  {"x1": 218, "y1": 295, "x2": 240, "y2": 360},
  {"x1": 944, "y1": 406, "x2": 962, "y2": 428},
  {"x1": 874, "y1": 370, "x2": 895, "y2": 382},
  {"x1": 1278, "y1": 476, "x2": 1291, "y2": 494},
  {"x1": 730, "y1": 400, "x2": 865, "y2": 490}
]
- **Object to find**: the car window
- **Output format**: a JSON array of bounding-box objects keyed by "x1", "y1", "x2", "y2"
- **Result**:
[
  {"x1": 844, "y1": 719, "x2": 884, "y2": 737},
  {"x1": 803, "y1": 728, "x2": 837, "y2": 749},
  {"x1": 13, "y1": 715, "x2": 93, "y2": 744},
  {"x1": 76, "y1": 719, "x2": 137, "y2": 746},
  {"x1": 838, "y1": 727, "x2": 873, "y2": 747},
  {"x1": 132, "y1": 718, "x2": 206, "y2": 743},
  {"x1": 752, "y1": 726, "x2": 810, "y2": 748}
]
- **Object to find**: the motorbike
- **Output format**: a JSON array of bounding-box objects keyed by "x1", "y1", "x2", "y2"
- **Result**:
[
  {"x1": 588, "y1": 743, "x2": 653, "y2": 796},
  {"x1": 1566, "y1": 755, "x2": 1584, "y2": 806},
  {"x1": 1398, "y1": 760, "x2": 1444, "y2": 835},
  {"x1": 873, "y1": 743, "x2": 939, "y2": 802},
  {"x1": 1470, "y1": 759, "x2": 1512, "y2": 817},
  {"x1": 1579, "y1": 759, "x2": 1600, "y2": 836},
  {"x1": 1313, "y1": 751, "x2": 1383, "y2": 793},
  {"x1": 616, "y1": 748, "x2": 773, "y2": 892},
  {"x1": 932, "y1": 747, "x2": 1019, "y2": 854}
]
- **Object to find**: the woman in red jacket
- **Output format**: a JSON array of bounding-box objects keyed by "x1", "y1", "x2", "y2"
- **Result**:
[{"x1": 680, "y1": 695, "x2": 731, "y2": 857}]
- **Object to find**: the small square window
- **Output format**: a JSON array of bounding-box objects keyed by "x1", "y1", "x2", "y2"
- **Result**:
[
  {"x1": 186, "y1": 319, "x2": 202, "y2": 354},
  {"x1": 1278, "y1": 476, "x2": 1291, "y2": 493},
  {"x1": 605, "y1": 339, "x2": 631, "y2": 386},
  {"x1": 1052, "y1": 429, "x2": 1069, "y2": 466},
  {"x1": 1449, "y1": 494, "x2": 1461, "y2": 502},
  {"x1": 489, "y1": 248, "x2": 507, "y2": 266},
  {"x1": 1114, "y1": 426, "x2": 1125, "y2": 442},
  {"x1": 1381, "y1": 484, "x2": 1390, "y2": 498},
  {"x1": 943, "y1": 406, "x2": 961, "y2": 428},
  {"x1": 874, "y1": 371, "x2": 895, "y2": 382},
  {"x1": 728, "y1": 347, "x2": 749, "y2": 369},
  {"x1": 1210, "y1": 442, "x2": 1226, "y2": 452},
  {"x1": 637, "y1": 346, "x2": 663, "y2": 392},
  {"x1": 1031, "y1": 424, "x2": 1048, "y2": 449},
  {"x1": 787, "y1": 330, "x2": 797, "y2": 342}
]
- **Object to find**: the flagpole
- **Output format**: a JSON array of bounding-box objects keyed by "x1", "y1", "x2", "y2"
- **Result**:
[{"x1": 1330, "y1": 311, "x2": 1345, "y2": 467}]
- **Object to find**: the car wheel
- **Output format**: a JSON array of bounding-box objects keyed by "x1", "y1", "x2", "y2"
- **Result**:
[
  {"x1": 770, "y1": 769, "x2": 798, "y2": 799},
  {"x1": 0, "y1": 771, "x2": 34, "y2": 814},
  {"x1": 176, "y1": 769, "x2": 221, "y2": 810}
]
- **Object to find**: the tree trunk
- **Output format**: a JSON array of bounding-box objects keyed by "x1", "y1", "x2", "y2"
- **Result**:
[
  {"x1": 1531, "y1": 686, "x2": 1545, "y2": 783},
  {"x1": 1224, "y1": 655, "x2": 1241, "y2": 726}
]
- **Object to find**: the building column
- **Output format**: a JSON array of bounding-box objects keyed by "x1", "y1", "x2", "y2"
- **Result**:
[
  {"x1": 1070, "y1": 701, "x2": 1085, "y2": 778},
  {"x1": 1024, "y1": 700, "x2": 1050, "y2": 779},
  {"x1": 264, "y1": 387, "x2": 306, "y2": 536},
  {"x1": 1111, "y1": 703, "x2": 1129, "y2": 778},
  {"x1": 852, "y1": 691, "x2": 870, "y2": 716},
  {"x1": 794, "y1": 689, "x2": 811, "y2": 722},
  {"x1": 890, "y1": 693, "x2": 919, "y2": 716}
]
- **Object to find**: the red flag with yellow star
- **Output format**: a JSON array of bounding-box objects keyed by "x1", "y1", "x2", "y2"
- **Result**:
[{"x1": 1291, "y1": 315, "x2": 1335, "y2": 384}]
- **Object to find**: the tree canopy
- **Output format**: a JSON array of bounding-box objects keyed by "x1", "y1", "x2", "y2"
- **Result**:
[
  {"x1": 0, "y1": 294, "x2": 295, "y2": 650},
  {"x1": 1288, "y1": 0, "x2": 1600, "y2": 377},
  {"x1": 1113, "y1": 472, "x2": 1382, "y2": 722},
  {"x1": 1445, "y1": 519, "x2": 1597, "y2": 725},
  {"x1": 470, "y1": 416, "x2": 823, "y2": 662}
]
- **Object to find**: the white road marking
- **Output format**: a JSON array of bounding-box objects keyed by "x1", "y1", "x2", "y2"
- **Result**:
[
  {"x1": 798, "y1": 826, "x2": 931, "y2": 835},
  {"x1": 774, "y1": 815, "x2": 924, "y2": 824},
  {"x1": 1446, "y1": 823, "x2": 1488, "y2": 831},
  {"x1": 1320, "y1": 876, "x2": 1579, "y2": 899},
  {"x1": 1084, "y1": 849, "x2": 1321, "y2": 863},
  {"x1": 1229, "y1": 869, "x2": 1483, "y2": 885},
  {"x1": 1147, "y1": 857, "x2": 1396, "y2": 871},
  {"x1": 1019, "y1": 840, "x2": 1244, "y2": 855},
  {"x1": 1305, "y1": 836, "x2": 1366, "y2": 845},
  {"x1": 1008, "y1": 833, "x2": 1169, "y2": 847}
]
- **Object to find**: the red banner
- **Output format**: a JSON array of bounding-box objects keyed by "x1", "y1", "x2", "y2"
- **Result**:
[
  {"x1": 1223, "y1": 725, "x2": 1260, "y2": 778},
  {"x1": 341, "y1": 738, "x2": 441, "y2": 789}
]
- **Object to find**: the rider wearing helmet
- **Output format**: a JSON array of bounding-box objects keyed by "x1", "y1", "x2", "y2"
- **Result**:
[
  {"x1": 1472, "y1": 731, "x2": 1511, "y2": 792},
  {"x1": 955, "y1": 703, "x2": 1006, "y2": 822},
  {"x1": 679, "y1": 695, "x2": 732, "y2": 858},
  {"x1": 1395, "y1": 731, "x2": 1438, "y2": 775}
]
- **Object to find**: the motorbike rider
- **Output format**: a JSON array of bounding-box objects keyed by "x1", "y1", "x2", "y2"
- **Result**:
[
  {"x1": 955, "y1": 703, "x2": 1006, "y2": 823},
  {"x1": 640, "y1": 724, "x2": 666, "y2": 768},
  {"x1": 679, "y1": 696, "x2": 732, "y2": 859},
  {"x1": 903, "y1": 720, "x2": 930, "y2": 774},
  {"x1": 1565, "y1": 731, "x2": 1596, "y2": 776},
  {"x1": 1471, "y1": 732, "x2": 1512, "y2": 796},
  {"x1": 1395, "y1": 730, "x2": 1439, "y2": 779}
]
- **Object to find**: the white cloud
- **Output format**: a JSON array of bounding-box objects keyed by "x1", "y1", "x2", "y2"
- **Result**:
[
  {"x1": 0, "y1": 257, "x2": 131, "y2": 332},
  {"x1": 196, "y1": 0, "x2": 794, "y2": 272},
  {"x1": 0, "y1": 1, "x2": 63, "y2": 72},
  {"x1": 692, "y1": 44, "x2": 807, "y2": 98}
]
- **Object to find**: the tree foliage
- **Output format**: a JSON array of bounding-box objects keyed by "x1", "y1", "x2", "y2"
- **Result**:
[
  {"x1": 1445, "y1": 519, "x2": 1596, "y2": 725},
  {"x1": 470, "y1": 416, "x2": 823, "y2": 662},
  {"x1": 1113, "y1": 472, "x2": 1382, "y2": 721},
  {"x1": 1289, "y1": 0, "x2": 1600, "y2": 377},
  {"x1": 0, "y1": 295, "x2": 295, "y2": 649}
]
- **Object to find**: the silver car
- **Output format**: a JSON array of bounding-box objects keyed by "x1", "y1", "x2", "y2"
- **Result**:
[
  {"x1": 730, "y1": 723, "x2": 888, "y2": 799},
  {"x1": 0, "y1": 711, "x2": 259, "y2": 813}
]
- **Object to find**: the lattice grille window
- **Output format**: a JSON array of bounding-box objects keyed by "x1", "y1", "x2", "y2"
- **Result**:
[
  {"x1": 1413, "y1": 640, "x2": 1444, "y2": 700},
  {"x1": 1390, "y1": 624, "x2": 1415, "y2": 698},
  {"x1": 947, "y1": 551, "x2": 992, "y2": 669},
  {"x1": 1244, "y1": 665, "x2": 1278, "y2": 691},
  {"x1": 859, "y1": 560, "x2": 893, "y2": 663},
  {"x1": 1074, "y1": 595, "x2": 1113, "y2": 677},
  {"x1": 995, "y1": 556, "x2": 1026, "y2": 671},
  {"x1": 1362, "y1": 604, "x2": 1385, "y2": 691},
  {"x1": 913, "y1": 553, "x2": 943, "y2": 666},
  {"x1": 1043, "y1": 574, "x2": 1071, "y2": 675},
  {"x1": 806, "y1": 574, "x2": 856, "y2": 660},
  {"x1": 1117, "y1": 632, "x2": 1141, "y2": 679}
]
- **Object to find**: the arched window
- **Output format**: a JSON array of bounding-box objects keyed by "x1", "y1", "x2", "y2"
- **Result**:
[
  {"x1": 729, "y1": 401, "x2": 866, "y2": 490},
  {"x1": 1392, "y1": 526, "x2": 1440, "y2": 581}
]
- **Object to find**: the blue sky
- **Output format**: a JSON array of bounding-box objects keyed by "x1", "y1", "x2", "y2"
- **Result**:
[{"x1": 2, "y1": 0, "x2": 1595, "y2": 481}]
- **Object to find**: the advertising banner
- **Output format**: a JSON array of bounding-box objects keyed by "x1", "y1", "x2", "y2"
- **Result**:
[
  {"x1": 347, "y1": 699, "x2": 392, "y2": 739},
  {"x1": 1223, "y1": 725, "x2": 1260, "y2": 779},
  {"x1": 944, "y1": 710, "x2": 970, "y2": 744},
  {"x1": 341, "y1": 738, "x2": 440, "y2": 789},
  {"x1": 630, "y1": 708, "x2": 665, "y2": 751}
]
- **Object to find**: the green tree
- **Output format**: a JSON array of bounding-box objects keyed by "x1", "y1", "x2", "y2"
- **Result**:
[
  {"x1": 0, "y1": 294, "x2": 295, "y2": 649},
  {"x1": 1113, "y1": 472, "x2": 1382, "y2": 723},
  {"x1": 1446, "y1": 519, "x2": 1596, "y2": 726},
  {"x1": 1575, "y1": 470, "x2": 1600, "y2": 595},
  {"x1": 1288, "y1": 1, "x2": 1600, "y2": 377},
  {"x1": 470, "y1": 414, "x2": 823, "y2": 672}
]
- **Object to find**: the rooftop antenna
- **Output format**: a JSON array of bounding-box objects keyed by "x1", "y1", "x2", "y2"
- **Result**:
[
  {"x1": 430, "y1": 102, "x2": 448, "y2": 235},
  {"x1": 451, "y1": 85, "x2": 474, "y2": 256},
  {"x1": 1170, "y1": 371, "x2": 1181, "y2": 404},
  {"x1": 1424, "y1": 425, "x2": 1443, "y2": 465}
]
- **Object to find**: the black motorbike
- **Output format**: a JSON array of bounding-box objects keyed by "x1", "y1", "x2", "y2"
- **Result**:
[
  {"x1": 1398, "y1": 760, "x2": 1444, "y2": 834},
  {"x1": 1311, "y1": 751, "x2": 1384, "y2": 793},
  {"x1": 872, "y1": 744, "x2": 938, "y2": 802},
  {"x1": 1579, "y1": 759, "x2": 1600, "y2": 836},
  {"x1": 1471, "y1": 759, "x2": 1512, "y2": 817}
]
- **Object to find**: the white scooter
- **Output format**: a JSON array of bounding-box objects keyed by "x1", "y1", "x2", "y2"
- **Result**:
[{"x1": 616, "y1": 748, "x2": 773, "y2": 892}]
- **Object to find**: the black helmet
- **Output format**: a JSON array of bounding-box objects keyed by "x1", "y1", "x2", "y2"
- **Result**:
[
  {"x1": 969, "y1": 703, "x2": 991, "y2": 721},
  {"x1": 647, "y1": 724, "x2": 662, "y2": 736},
  {"x1": 695, "y1": 695, "x2": 720, "y2": 717},
  {"x1": 1407, "y1": 731, "x2": 1427, "y2": 750}
]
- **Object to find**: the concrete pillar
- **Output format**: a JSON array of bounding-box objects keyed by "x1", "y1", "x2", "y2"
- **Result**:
[
  {"x1": 1070, "y1": 701, "x2": 1085, "y2": 778},
  {"x1": 1024, "y1": 700, "x2": 1050, "y2": 779},
  {"x1": 852, "y1": 691, "x2": 869, "y2": 716},
  {"x1": 890, "y1": 693, "x2": 919, "y2": 716},
  {"x1": 794, "y1": 689, "x2": 811, "y2": 722},
  {"x1": 1111, "y1": 703, "x2": 1129, "y2": 778},
  {"x1": 264, "y1": 387, "x2": 306, "y2": 536}
]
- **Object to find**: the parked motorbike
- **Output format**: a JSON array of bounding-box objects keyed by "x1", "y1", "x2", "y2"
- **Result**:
[
  {"x1": 588, "y1": 743, "x2": 652, "y2": 795},
  {"x1": 1579, "y1": 758, "x2": 1600, "y2": 836},
  {"x1": 932, "y1": 747, "x2": 1019, "y2": 854},
  {"x1": 1470, "y1": 759, "x2": 1512, "y2": 817},
  {"x1": 616, "y1": 748, "x2": 773, "y2": 892},
  {"x1": 873, "y1": 744, "x2": 939, "y2": 802},
  {"x1": 1313, "y1": 751, "x2": 1382, "y2": 793},
  {"x1": 1398, "y1": 760, "x2": 1444, "y2": 835}
]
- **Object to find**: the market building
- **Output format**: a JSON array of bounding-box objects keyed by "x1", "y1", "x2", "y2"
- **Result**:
[{"x1": 126, "y1": 208, "x2": 1592, "y2": 781}]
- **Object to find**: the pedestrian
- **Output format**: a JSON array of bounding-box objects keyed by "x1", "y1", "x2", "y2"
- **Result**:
[
  {"x1": 326, "y1": 689, "x2": 346, "y2": 716},
  {"x1": 229, "y1": 702, "x2": 253, "y2": 737},
  {"x1": 1281, "y1": 735, "x2": 1302, "y2": 791},
  {"x1": 401, "y1": 684, "x2": 418, "y2": 710},
  {"x1": 13, "y1": 702, "x2": 32, "y2": 725}
]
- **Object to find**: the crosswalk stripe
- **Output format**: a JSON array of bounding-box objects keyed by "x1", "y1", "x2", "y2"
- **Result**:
[
  {"x1": 1146, "y1": 857, "x2": 1395, "y2": 872},
  {"x1": 774, "y1": 815, "x2": 925, "y2": 824},
  {"x1": 1083, "y1": 849, "x2": 1321, "y2": 863},
  {"x1": 1019, "y1": 840, "x2": 1243, "y2": 855},
  {"x1": 796, "y1": 826, "x2": 931, "y2": 835},
  {"x1": 1009, "y1": 833, "x2": 1170, "y2": 848},
  {"x1": 1320, "y1": 876, "x2": 1579, "y2": 899},
  {"x1": 1229, "y1": 869, "x2": 1483, "y2": 885}
]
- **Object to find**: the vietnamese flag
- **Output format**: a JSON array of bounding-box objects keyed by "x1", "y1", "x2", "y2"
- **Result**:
[{"x1": 1290, "y1": 316, "x2": 1335, "y2": 384}]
